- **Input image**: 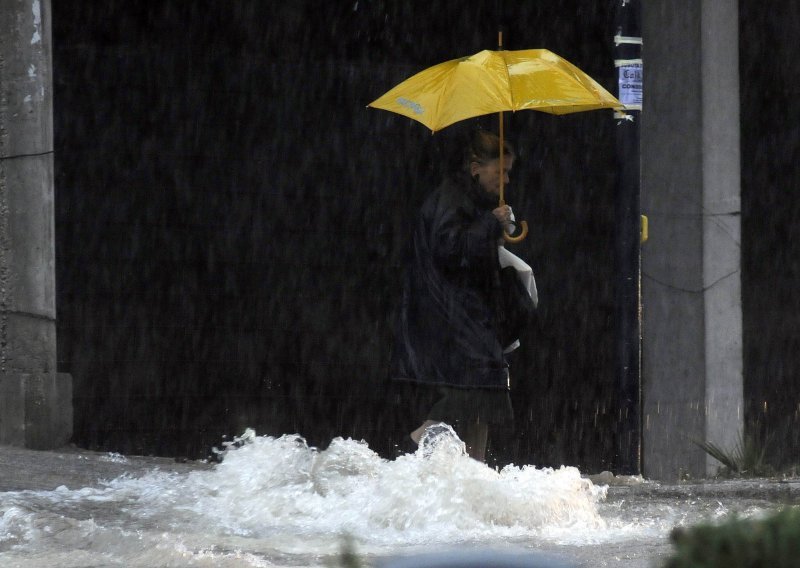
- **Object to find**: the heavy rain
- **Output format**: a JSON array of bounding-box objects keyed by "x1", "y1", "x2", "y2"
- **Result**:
[{"x1": 1, "y1": 0, "x2": 799, "y2": 567}]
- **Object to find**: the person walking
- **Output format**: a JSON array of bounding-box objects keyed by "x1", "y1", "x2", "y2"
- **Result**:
[{"x1": 391, "y1": 129, "x2": 533, "y2": 462}]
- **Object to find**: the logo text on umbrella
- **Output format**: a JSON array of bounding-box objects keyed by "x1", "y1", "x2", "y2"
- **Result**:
[{"x1": 396, "y1": 97, "x2": 424, "y2": 115}]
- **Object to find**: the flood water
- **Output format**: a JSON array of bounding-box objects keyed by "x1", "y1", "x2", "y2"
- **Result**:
[{"x1": 0, "y1": 429, "x2": 779, "y2": 567}]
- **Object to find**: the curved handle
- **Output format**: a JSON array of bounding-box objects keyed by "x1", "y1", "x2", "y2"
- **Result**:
[{"x1": 503, "y1": 220, "x2": 528, "y2": 243}]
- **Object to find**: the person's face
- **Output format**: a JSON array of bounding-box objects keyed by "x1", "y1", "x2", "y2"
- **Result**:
[{"x1": 470, "y1": 155, "x2": 514, "y2": 196}]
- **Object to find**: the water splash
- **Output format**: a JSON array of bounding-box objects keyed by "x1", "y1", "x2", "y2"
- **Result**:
[
  {"x1": 127, "y1": 427, "x2": 606, "y2": 543},
  {"x1": 0, "y1": 429, "x2": 609, "y2": 564},
  {"x1": 2, "y1": 428, "x2": 770, "y2": 566}
]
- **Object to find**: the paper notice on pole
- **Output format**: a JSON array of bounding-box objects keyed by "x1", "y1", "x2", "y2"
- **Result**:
[{"x1": 618, "y1": 63, "x2": 642, "y2": 109}]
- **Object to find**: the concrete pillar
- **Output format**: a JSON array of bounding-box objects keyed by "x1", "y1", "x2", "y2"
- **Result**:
[
  {"x1": 0, "y1": 0, "x2": 71, "y2": 448},
  {"x1": 641, "y1": 0, "x2": 742, "y2": 480}
]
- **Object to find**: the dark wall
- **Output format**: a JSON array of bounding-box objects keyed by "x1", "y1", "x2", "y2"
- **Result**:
[
  {"x1": 740, "y1": 1, "x2": 800, "y2": 467},
  {"x1": 52, "y1": 1, "x2": 624, "y2": 469}
]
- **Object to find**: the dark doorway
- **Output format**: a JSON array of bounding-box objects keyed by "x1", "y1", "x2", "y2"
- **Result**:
[{"x1": 53, "y1": 2, "x2": 626, "y2": 470}]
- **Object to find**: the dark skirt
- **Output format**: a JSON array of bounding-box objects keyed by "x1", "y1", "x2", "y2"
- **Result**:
[
  {"x1": 426, "y1": 385, "x2": 514, "y2": 426},
  {"x1": 389, "y1": 380, "x2": 514, "y2": 433}
]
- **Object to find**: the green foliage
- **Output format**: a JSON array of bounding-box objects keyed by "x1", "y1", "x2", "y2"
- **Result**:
[
  {"x1": 665, "y1": 507, "x2": 800, "y2": 568},
  {"x1": 694, "y1": 433, "x2": 773, "y2": 478}
]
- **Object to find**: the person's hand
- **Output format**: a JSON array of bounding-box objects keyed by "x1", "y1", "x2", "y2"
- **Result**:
[{"x1": 492, "y1": 205, "x2": 513, "y2": 232}]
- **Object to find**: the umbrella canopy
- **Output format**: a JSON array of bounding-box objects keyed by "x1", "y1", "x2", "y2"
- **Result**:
[
  {"x1": 368, "y1": 48, "x2": 623, "y2": 132},
  {"x1": 369, "y1": 47, "x2": 623, "y2": 242}
]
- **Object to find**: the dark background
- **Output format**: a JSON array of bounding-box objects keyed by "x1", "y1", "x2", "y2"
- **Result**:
[
  {"x1": 740, "y1": 2, "x2": 800, "y2": 468},
  {"x1": 50, "y1": 1, "x2": 800, "y2": 470}
]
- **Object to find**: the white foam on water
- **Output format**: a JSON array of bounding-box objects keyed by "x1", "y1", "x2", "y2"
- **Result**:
[
  {"x1": 0, "y1": 427, "x2": 769, "y2": 566},
  {"x1": 177, "y1": 428, "x2": 607, "y2": 546}
]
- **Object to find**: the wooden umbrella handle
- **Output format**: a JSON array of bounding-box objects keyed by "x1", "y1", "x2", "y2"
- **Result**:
[
  {"x1": 496, "y1": 35, "x2": 527, "y2": 245},
  {"x1": 503, "y1": 220, "x2": 528, "y2": 243}
]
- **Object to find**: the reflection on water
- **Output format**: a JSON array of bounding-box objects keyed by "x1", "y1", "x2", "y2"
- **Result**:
[{"x1": 0, "y1": 429, "x2": 775, "y2": 567}]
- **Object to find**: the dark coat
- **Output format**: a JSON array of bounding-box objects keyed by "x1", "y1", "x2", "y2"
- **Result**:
[{"x1": 391, "y1": 174, "x2": 509, "y2": 390}]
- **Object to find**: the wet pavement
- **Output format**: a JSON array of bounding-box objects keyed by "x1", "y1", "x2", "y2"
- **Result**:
[
  {"x1": 0, "y1": 444, "x2": 212, "y2": 493},
  {"x1": 4, "y1": 444, "x2": 799, "y2": 502}
]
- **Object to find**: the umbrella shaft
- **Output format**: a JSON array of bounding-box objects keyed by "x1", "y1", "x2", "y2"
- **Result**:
[
  {"x1": 499, "y1": 110, "x2": 505, "y2": 206},
  {"x1": 498, "y1": 29, "x2": 506, "y2": 207}
]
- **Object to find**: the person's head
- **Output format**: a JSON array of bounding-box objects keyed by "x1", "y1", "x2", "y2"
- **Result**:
[{"x1": 465, "y1": 129, "x2": 516, "y2": 197}]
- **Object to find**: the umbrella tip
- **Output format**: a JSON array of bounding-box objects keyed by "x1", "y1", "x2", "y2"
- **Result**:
[{"x1": 615, "y1": 110, "x2": 635, "y2": 122}]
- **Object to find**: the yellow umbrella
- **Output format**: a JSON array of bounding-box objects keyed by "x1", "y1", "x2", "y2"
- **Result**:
[
  {"x1": 369, "y1": 48, "x2": 622, "y2": 130},
  {"x1": 369, "y1": 46, "x2": 624, "y2": 242}
]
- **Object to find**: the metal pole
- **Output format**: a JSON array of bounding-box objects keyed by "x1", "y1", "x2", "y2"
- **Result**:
[{"x1": 613, "y1": 0, "x2": 642, "y2": 475}]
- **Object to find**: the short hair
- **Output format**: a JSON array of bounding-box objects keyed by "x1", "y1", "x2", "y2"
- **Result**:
[{"x1": 464, "y1": 129, "x2": 516, "y2": 169}]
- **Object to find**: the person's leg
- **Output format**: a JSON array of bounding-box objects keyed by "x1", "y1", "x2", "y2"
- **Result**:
[
  {"x1": 410, "y1": 420, "x2": 442, "y2": 445},
  {"x1": 463, "y1": 420, "x2": 489, "y2": 462}
]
